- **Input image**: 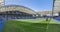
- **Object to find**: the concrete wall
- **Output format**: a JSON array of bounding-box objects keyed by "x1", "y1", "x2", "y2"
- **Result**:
[
  {"x1": 0, "y1": 0, "x2": 4, "y2": 6},
  {"x1": 54, "y1": 0, "x2": 60, "y2": 13}
]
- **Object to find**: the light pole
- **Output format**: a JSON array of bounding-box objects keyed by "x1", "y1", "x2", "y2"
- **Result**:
[
  {"x1": 46, "y1": 0, "x2": 56, "y2": 32},
  {"x1": 52, "y1": 0, "x2": 55, "y2": 18}
]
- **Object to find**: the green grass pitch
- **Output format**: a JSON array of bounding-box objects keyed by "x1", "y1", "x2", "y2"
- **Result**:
[{"x1": 2, "y1": 19, "x2": 60, "y2": 32}]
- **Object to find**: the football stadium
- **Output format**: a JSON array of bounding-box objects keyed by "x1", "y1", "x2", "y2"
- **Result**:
[
  {"x1": 0, "y1": 5, "x2": 37, "y2": 19},
  {"x1": 0, "y1": 0, "x2": 60, "y2": 32}
]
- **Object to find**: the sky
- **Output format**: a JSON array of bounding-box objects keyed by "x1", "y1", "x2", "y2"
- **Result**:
[{"x1": 5, "y1": 0, "x2": 53, "y2": 11}]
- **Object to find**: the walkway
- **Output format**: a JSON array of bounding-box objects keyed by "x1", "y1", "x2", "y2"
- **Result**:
[{"x1": 54, "y1": 16, "x2": 60, "y2": 21}]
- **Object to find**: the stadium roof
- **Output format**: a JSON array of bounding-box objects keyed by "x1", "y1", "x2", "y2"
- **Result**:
[
  {"x1": 0, "y1": 5, "x2": 36, "y2": 14},
  {"x1": 37, "y1": 11, "x2": 58, "y2": 15}
]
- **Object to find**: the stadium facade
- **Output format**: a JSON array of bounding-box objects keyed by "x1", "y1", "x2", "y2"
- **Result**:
[
  {"x1": 0, "y1": 5, "x2": 37, "y2": 19},
  {"x1": 0, "y1": 0, "x2": 37, "y2": 19}
]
